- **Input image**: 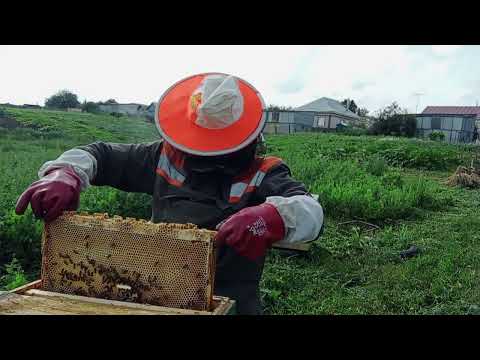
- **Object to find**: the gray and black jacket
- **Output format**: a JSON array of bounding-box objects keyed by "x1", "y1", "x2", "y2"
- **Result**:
[{"x1": 37, "y1": 141, "x2": 324, "y2": 314}]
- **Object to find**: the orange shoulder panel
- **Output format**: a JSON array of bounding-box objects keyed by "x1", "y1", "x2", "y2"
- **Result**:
[{"x1": 258, "y1": 156, "x2": 283, "y2": 172}]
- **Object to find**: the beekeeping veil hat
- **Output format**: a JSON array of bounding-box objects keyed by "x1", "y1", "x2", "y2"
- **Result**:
[{"x1": 155, "y1": 73, "x2": 266, "y2": 156}]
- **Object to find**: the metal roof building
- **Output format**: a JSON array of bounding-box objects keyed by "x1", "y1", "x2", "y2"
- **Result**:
[
  {"x1": 422, "y1": 106, "x2": 480, "y2": 120},
  {"x1": 264, "y1": 97, "x2": 360, "y2": 134},
  {"x1": 295, "y1": 97, "x2": 360, "y2": 119},
  {"x1": 416, "y1": 106, "x2": 480, "y2": 144}
]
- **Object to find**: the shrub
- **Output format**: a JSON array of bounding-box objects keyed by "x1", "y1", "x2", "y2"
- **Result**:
[
  {"x1": 429, "y1": 131, "x2": 445, "y2": 142},
  {"x1": 369, "y1": 115, "x2": 416, "y2": 137},
  {"x1": 0, "y1": 257, "x2": 28, "y2": 291},
  {"x1": 340, "y1": 127, "x2": 369, "y2": 136},
  {"x1": 81, "y1": 101, "x2": 100, "y2": 114},
  {"x1": 381, "y1": 170, "x2": 404, "y2": 188},
  {"x1": 0, "y1": 210, "x2": 43, "y2": 275},
  {"x1": 368, "y1": 102, "x2": 416, "y2": 137}
]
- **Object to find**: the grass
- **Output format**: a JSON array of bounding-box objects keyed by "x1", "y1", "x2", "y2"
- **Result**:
[
  {"x1": 267, "y1": 133, "x2": 475, "y2": 171},
  {"x1": 0, "y1": 107, "x2": 159, "y2": 282},
  {"x1": 1, "y1": 107, "x2": 479, "y2": 314},
  {"x1": 262, "y1": 189, "x2": 480, "y2": 314},
  {"x1": 2, "y1": 107, "x2": 158, "y2": 143}
]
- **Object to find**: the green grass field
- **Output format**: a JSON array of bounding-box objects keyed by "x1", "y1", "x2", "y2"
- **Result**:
[{"x1": 1, "y1": 106, "x2": 480, "y2": 314}]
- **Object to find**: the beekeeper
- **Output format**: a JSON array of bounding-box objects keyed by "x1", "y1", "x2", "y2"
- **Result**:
[{"x1": 15, "y1": 73, "x2": 324, "y2": 315}]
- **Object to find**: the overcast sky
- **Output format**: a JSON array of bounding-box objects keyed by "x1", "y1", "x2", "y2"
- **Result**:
[{"x1": 1, "y1": 45, "x2": 479, "y2": 114}]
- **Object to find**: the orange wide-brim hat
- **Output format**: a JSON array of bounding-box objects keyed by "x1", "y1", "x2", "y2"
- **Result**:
[{"x1": 155, "y1": 72, "x2": 266, "y2": 156}]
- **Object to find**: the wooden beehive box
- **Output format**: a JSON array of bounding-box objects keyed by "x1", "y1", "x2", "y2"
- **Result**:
[
  {"x1": 5, "y1": 211, "x2": 232, "y2": 314},
  {"x1": 0, "y1": 281, "x2": 235, "y2": 315}
]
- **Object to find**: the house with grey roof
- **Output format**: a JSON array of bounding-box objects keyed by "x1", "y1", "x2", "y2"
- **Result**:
[
  {"x1": 263, "y1": 97, "x2": 361, "y2": 134},
  {"x1": 416, "y1": 106, "x2": 480, "y2": 144},
  {"x1": 98, "y1": 103, "x2": 148, "y2": 117}
]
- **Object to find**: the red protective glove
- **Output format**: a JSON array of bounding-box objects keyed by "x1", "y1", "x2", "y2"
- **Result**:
[
  {"x1": 215, "y1": 203, "x2": 286, "y2": 261},
  {"x1": 15, "y1": 166, "x2": 82, "y2": 222}
]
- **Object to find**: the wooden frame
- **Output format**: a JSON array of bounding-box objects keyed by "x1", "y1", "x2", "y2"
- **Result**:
[
  {"x1": 272, "y1": 242, "x2": 313, "y2": 252},
  {"x1": 41, "y1": 212, "x2": 217, "y2": 311},
  {"x1": 1, "y1": 280, "x2": 235, "y2": 315}
]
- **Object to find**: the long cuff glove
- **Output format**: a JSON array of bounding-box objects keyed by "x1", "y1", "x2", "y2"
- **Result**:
[
  {"x1": 215, "y1": 203, "x2": 286, "y2": 261},
  {"x1": 15, "y1": 166, "x2": 82, "y2": 222}
]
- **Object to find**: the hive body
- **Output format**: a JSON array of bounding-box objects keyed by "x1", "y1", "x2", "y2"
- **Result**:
[{"x1": 41, "y1": 212, "x2": 216, "y2": 311}]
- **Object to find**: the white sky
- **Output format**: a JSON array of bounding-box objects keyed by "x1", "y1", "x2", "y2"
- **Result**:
[{"x1": 1, "y1": 45, "x2": 479, "y2": 114}]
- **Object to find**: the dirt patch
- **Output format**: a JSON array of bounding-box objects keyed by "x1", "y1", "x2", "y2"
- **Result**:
[{"x1": 0, "y1": 116, "x2": 22, "y2": 129}]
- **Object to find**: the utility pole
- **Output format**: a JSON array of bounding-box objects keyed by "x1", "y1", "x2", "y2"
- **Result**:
[{"x1": 414, "y1": 92, "x2": 425, "y2": 114}]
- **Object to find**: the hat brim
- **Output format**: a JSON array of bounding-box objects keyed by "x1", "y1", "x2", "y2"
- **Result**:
[{"x1": 155, "y1": 73, "x2": 266, "y2": 156}]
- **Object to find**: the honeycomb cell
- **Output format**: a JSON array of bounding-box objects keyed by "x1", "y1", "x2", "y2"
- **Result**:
[{"x1": 41, "y1": 212, "x2": 217, "y2": 311}]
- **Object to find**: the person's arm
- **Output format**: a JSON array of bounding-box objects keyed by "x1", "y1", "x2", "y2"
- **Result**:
[
  {"x1": 215, "y1": 161, "x2": 324, "y2": 261},
  {"x1": 256, "y1": 163, "x2": 324, "y2": 245},
  {"x1": 39, "y1": 141, "x2": 163, "y2": 195}
]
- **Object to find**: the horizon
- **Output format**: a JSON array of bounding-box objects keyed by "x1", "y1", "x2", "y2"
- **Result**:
[{"x1": 1, "y1": 45, "x2": 479, "y2": 114}]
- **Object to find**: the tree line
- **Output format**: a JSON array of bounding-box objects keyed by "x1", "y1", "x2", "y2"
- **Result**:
[
  {"x1": 45, "y1": 90, "x2": 416, "y2": 137},
  {"x1": 44, "y1": 89, "x2": 119, "y2": 114}
]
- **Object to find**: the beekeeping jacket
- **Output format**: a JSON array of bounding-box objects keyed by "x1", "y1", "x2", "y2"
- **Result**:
[{"x1": 38, "y1": 140, "x2": 324, "y2": 315}]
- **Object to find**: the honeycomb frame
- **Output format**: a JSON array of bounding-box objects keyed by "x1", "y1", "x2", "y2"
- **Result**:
[{"x1": 41, "y1": 212, "x2": 217, "y2": 311}]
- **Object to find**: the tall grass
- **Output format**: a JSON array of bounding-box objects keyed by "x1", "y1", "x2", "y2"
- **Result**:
[
  {"x1": 267, "y1": 133, "x2": 475, "y2": 171},
  {"x1": 277, "y1": 151, "x2": 453, "y2": 222},
  {"x1": 0, "y1": 112, "x2": 470, "y2": 288}
]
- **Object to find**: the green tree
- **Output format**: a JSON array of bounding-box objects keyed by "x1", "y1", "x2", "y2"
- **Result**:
[
  {"x1": 375, "y1": 101, "x2": 404, "y2": 119},
  {"x1": 369, "y1": 102, "x2": 416, "y2": 137},
  {"x1": 341, "y1": 99, "x2": 358, "y2": 114},
  {"x1": 81, "y1": 101, "x2": 100, "y2": 113},
  {"x1": 357, "y1": 107, "x2": 369, "y2": 117},
  {"x1": 45, "y1": 90, "x2": 80, "y2": 109}
]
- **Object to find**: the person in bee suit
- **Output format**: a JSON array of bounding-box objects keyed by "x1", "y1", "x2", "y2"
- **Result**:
[{"x1": 15, "y1": 73, "x2": 324, "y2": 315}]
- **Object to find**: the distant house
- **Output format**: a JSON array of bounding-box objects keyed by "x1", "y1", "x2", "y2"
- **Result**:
[
  {"x1": 295, "y1": 97, "x2": 361, "y2": 128},
  {"x1": 22, "y1": 104, "x2": 41, "y2": 109},
  {"x1": 417, "y1": 106, "x2": 480, "y2": 144},
  {"x1": 263, "y1": 97, "x2": 360, "y2": 134},
  {"x1": 98, "y1": 103, "x2": 148, "y2": 117},
  {"x1": 67, "y1": 108, "x2": 82, "y2": 112}
]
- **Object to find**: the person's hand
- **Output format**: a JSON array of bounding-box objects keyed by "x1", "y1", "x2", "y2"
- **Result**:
[
  {"x1": 15, "y1": 166, "x2": 81, "y2": 222},
  {"x1": 215, "y1": 203, "x2": 285, "y2": 261}
]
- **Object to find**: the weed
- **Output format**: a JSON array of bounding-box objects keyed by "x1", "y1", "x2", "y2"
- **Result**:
[{"x1": 0, "y1": 257, "x2": 28, "y2": 291}]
